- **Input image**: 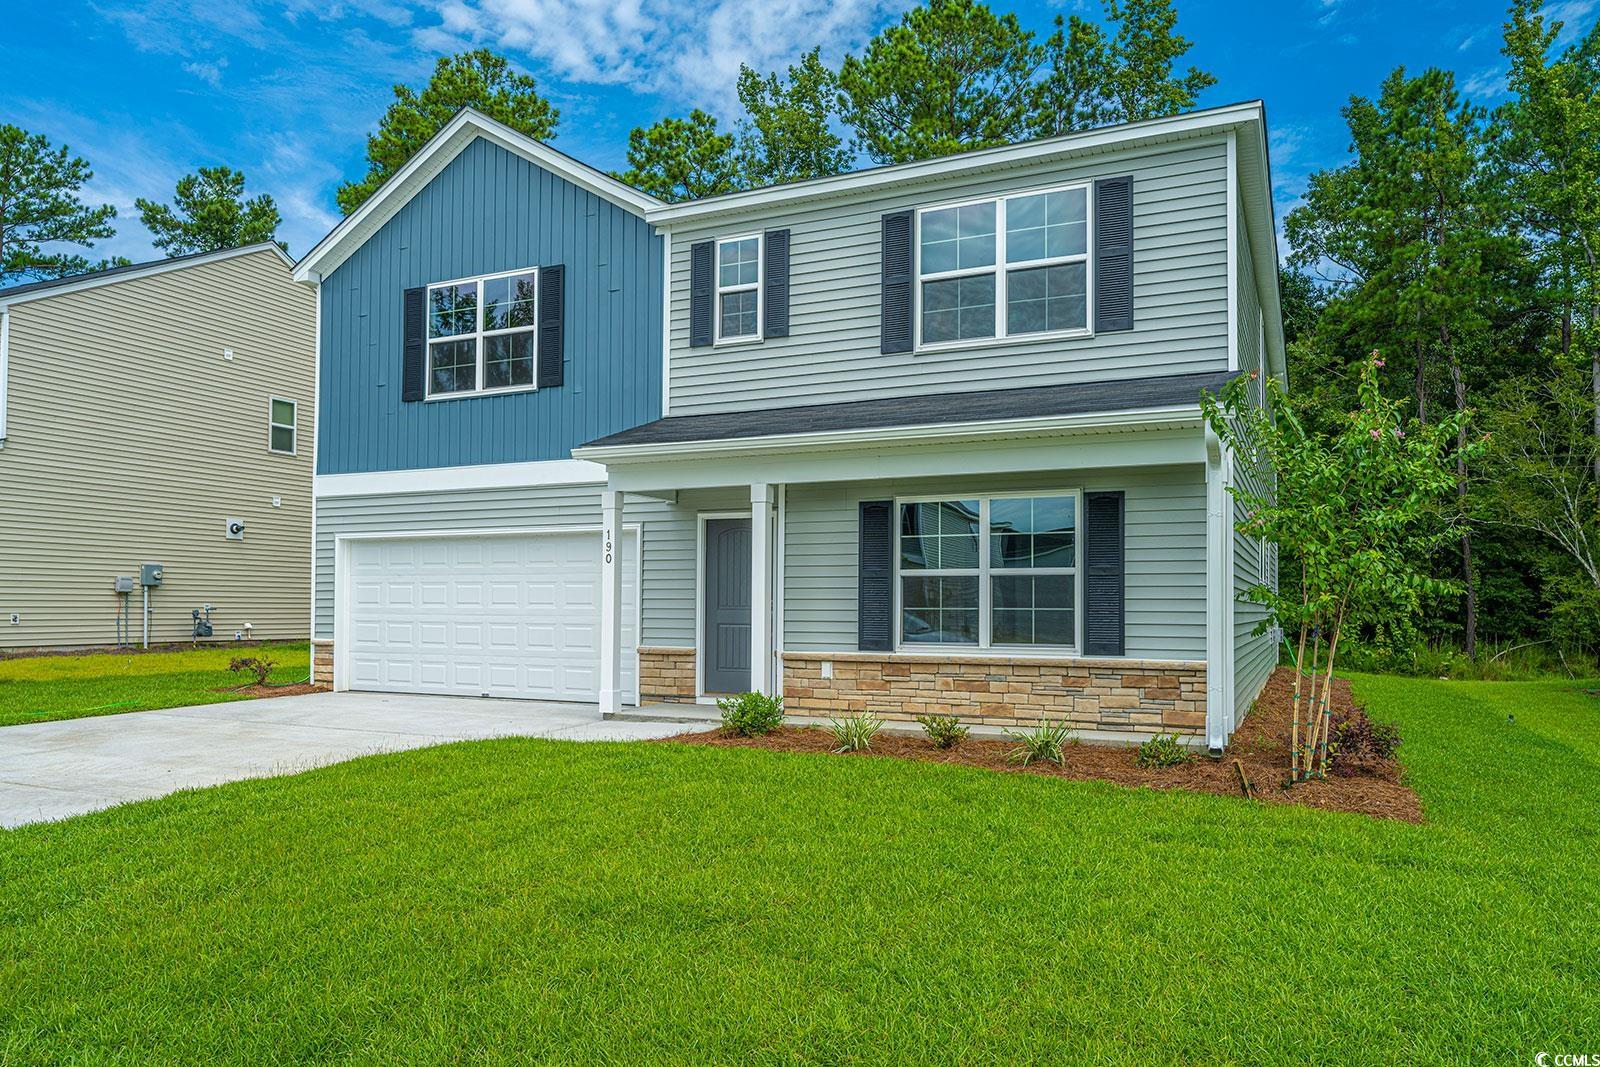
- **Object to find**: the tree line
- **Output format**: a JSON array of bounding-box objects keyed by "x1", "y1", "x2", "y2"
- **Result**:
[{"x1": 3, "y1": 0, "x2": 1593, "y2": 666}]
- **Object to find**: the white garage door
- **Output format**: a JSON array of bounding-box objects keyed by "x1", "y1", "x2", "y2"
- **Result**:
[{"x1": 344, "y1": 530, "x2": 638, "y2": 703}]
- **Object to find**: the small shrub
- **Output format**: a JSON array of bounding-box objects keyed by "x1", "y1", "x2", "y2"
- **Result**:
[
  {"x1": 228, "y1": 656, "x2": 275, "y2": 687},
  {"x1": 1005, "y1": 719, "x2": 1074, "y2": 766},
  {"x1": 717, "y1": 691, "x2": 785, "y2": 737},
  {"x1": 829, "y1": 713, "x2": 883, "y2": 752},
  {"x1": 1328, "y1": 709, "x2": 1402, "y2": 775},
  {"x1": 1135, "y1": 733, "x2": 1195, "y2": 769},
  {"x1": 916, "y1": 713, "x2": 969, "y2": 749}
]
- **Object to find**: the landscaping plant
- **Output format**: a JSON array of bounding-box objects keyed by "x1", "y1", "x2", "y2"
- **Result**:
[
  {"x1": 227, "y1": 656, "x2": 277, "y2": 688},
  {"x1": 1329, "y1": 709, "x2": 1402, "y2": 776},
  {"x1": 1004, "y1": 719, "x2": 1074, "y2": 766},
  {"x1": 915, "y1": 713, "x2": 970, "y2": 749},
  {"x1": 829, "y1": 712, "x2": 884, "y2": 752},
  {"x1": 1134, "y1": 733, "x2": 1195, "y2": 768},
  {"x1": 717, "y1": 692, "x2": 785, "y2": 737},
  {"x1": 1203, "y1": 355, "x2": 1480, "y2": 782}
]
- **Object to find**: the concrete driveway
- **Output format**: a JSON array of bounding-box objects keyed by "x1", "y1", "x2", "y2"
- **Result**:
[{"x1": 0, "y1": 692, "x2": 712, "y2": 829}]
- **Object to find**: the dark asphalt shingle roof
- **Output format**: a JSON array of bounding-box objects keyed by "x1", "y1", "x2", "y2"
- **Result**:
[{"x1": 583, "y1": 369, "x2": 1234, "y2": 450}]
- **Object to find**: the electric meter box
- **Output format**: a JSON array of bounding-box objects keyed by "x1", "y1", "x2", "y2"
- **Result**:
[
  {"x1": 114, "y1": 576, "x2": 135, "y2": 593},
  {"x1": 140, "y1": 563, "x2": 164, "y2": 587}
]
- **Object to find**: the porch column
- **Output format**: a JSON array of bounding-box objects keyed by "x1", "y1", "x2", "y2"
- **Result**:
[
  {"x1": 599, "y1": 488, "x2": 624, "y2": 715},
  {"x1": 750, "y1": 482, "x2": 775, "y2": 695},
  {"x1": 1204, "y1": 431, "x2": 1232, "y2": 753}
]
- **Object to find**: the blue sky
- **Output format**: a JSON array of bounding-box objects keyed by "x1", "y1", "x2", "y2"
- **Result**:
[{"x1": 2, "y1": 0, "x2": 1594, "y2": 264}]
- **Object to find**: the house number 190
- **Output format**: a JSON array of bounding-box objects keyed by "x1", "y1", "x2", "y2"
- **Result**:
[{"x1": 604, "y1": 529, "x2": 613, "y2": 565}]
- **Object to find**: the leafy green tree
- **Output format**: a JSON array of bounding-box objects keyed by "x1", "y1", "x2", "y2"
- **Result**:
[
  {"x1": 1286, "y1": 67, "x2": 1515, "y2": 654},
  {"x1": 1203, "y1": 356, "x2": 1478, "y2": 779},
  {"x1": 837, "y1": 0, "x2": 1044, "y2": 164},
  {"x1": 338, "y1": 50, "x2": 559, "y2": 215},
  {"x1": 1034, "y1": 0, "x2": 1215, "y2": 137},
  {"x1": 1478, "y1": 365, "x2": 1600, "y2": 647},
  {"x1": 1278, "y1": 267, "x2": 1326, "y2": 347},
  {"x1": 1496, "y1": 0, "x2": 1600, "y2": 480},
  {"x1": 618, "y1": 110, "x2": 742, "y2": 203},
  {"x1": 135, "y1": 166, "x2": 283, "y2": 256},
  {"x1": 0, "y1": 125, "x2": 119, "y2": 284},
  {"x1": 736, "y1": 49, "x2": 852, "y2": 186}
]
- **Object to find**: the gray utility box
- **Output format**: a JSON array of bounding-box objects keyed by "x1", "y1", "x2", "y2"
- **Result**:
[
  {"x1": 114, "y1": 576, "x2": 135, "y2": 593},
  {"x1": 140, "y1": 563, "x2": 164, "y2": 587}
]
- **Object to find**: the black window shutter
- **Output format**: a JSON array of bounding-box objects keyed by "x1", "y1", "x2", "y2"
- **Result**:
[
  {"x1": 880, "y1": 210, "x2": 914, "y2": 354},
  {"x1": 1083, "y1": 491, "x2": 1126, "y2": 656},
  {"x1": 1094, "y1": 176, "x2": 1134, "y2": 333},
  {"x1": 537, "y1": 264, "x2": 565, "y2": 388},
  {"x1": 763, "y1": 229, "x2": 790, "y2": 338},
  {"x1": 401, "y1": 286, "x2": 426, "y2": 402},
  {"x1": 858, "y1": 500, "x2": 894, "y2": 651},
  {"x1": 689, "y1": 240, "x2": 714, "y2": 347}
]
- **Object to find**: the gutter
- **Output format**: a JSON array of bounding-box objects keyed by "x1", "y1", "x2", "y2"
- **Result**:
[{"x1": 573, "y1": 405, "x2": 1204, "y2": 464}]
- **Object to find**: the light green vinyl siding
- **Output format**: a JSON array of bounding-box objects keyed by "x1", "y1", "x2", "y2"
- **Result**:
[
  {"x1": 666, "y1": 138, "x2": 1229, "y2": 416},
  {"x1": 781, "y1": 467, "x2": 1207, "y2": 660},
  {"x1": 313, "y1": 485, "x2": 743, "y2": 646},
  {"x1": 1232, "y1": 212, "x2": 1276, "y2": 716},
  {"x1": 0, "y1": 249, "x2": 314, "y2": 649}
]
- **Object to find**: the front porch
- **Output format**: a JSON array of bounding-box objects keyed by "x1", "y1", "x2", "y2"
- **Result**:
[{"x1": 576, "y1": 372, "x2": 1243, "y2": 750}]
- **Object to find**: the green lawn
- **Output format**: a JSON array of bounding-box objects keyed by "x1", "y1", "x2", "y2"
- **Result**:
[
  {"x1": 1, "y1": 673, "x2": 1597, "y2": 1063},
  {"x1": 0, "y1": 642, "x2": 311, "y2": 727}
]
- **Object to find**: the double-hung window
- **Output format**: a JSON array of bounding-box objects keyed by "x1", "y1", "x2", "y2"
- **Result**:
[
  {"x1": 897, "y1": 493, "x2": 1080, "y2": 651},
  {"x1": 916, "y1": 184, "x2": 1091, "y2": 348},
  {"x1": 268, "y1": 398, "x2": 296, "y2": 455},
  {"x1": 715, "y1": 235, "x2": 761, "y2": 342},
  {"x1": 426, "y1": 267, "x2": 538, "y2": 398}
]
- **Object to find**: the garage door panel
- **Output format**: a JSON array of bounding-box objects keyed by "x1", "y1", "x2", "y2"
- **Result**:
[{"x1": 345, "y1": 530, "x2": 638, "y2": 703}]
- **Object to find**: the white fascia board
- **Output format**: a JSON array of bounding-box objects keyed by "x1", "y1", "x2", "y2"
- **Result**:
[
  {"x1": 0, "y1": 243, "x2": 293, "y2": 310},
  {"x1": 1233, "y1": 107, "x2": 1287, "y2": 387},
  {"x1": 293, "y1": 109, "x2": 662, "y2": 284},
  {"x1": 315, "y1": 458, "x2": 607, "y2": 499},
  {"x1": 646, "y1": 102, "x2": 1266, "y2": 226},
  {"x1": 573, "y1": 406, "x2": 1204, "y2": 465}
]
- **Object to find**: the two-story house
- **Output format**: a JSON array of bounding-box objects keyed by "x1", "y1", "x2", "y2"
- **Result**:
[{"x1": 295, "y1": 102, "x2": 1283, "y2": 753}]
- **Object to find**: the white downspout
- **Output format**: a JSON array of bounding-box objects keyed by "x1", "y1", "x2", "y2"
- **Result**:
[{"x1": 749, "y1": 482, "x2": 774, "y2": 695}]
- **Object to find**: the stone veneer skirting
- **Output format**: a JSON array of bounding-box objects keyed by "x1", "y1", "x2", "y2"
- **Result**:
[
  {"x1": 311, "y1": 639, "x2": 334, "y2": 686},
  {"x1": 782, "y1": 652, "x2": 1207, "y2": 735},
  {"x1": 639, "y1": 646, "x2": 697, "y2": 702}
]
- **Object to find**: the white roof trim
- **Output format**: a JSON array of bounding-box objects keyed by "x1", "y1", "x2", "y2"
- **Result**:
[
  {"x1": 293, "y1": 109, "x2": 663, "y2": 284},
  {"x1": 0, "y1": 243, "x2": 293, "y2": 309},
  {"x1": 573, "y1": 405, "x2": 1203, "y2": 464},
  {"x1": 644, "y1": 101, "x2": 1267, "y2": 224}
]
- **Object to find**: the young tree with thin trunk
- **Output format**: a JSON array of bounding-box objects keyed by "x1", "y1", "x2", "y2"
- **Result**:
[
  {"x1": 0, "y1": 125, "x2": 119, "y2": 285},
  {"x1": 1203, "y1": 356, "x2": 1477, "y2": 780}
]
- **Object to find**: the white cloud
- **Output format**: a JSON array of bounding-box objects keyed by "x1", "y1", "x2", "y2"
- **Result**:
[
  {"x1": 1461, "y1": 63, "x2": 1508, "y2": 100},
  {"x1": 415, "y1": 0, "x2": 900, "y2": 114},
  {"x1": 1548, "y1": 0, "x2": 1599, "y2": 44},
  {"x1": 182, "y1": 58, "x2": 229, "y2": 86}
]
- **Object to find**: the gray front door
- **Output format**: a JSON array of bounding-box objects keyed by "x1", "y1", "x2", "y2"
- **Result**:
[{"x1": 703, "y1": 518, "x2": 752, "y2": 695}]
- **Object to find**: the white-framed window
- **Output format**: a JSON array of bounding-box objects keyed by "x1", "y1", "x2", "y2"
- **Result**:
[
  {"x1": 715, "y1": 234, "x2": 762, "y2": 343},
  {"x1": 426, "y1": 267, "x2": 538, "y2": 398},
  {"x1": 268, "y1": 397, "x2": 296, "y2": 455},
  {"x1": 915, "y1": 183, "x2": 1092, "y2": 350},
  {"x1": 895, "y1": 492, "x2": 1081, "y2": 651}
]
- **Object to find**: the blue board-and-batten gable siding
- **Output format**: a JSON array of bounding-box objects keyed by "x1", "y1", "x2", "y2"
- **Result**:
[{"x1": 317, "y1": 136, "x2": 663, "y2": 475}]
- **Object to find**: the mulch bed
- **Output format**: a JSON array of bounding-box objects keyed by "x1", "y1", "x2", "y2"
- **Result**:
[
  {"x1": 210, "y1": 682, "x2": 328, "y2": 698},
  {"x1": 665, "y1": 667, "x2": 1422, "y2": 822}
]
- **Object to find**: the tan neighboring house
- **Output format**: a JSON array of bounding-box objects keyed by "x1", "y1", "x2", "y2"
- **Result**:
[{"x1": 0, "y1": 243, "x2": 316, "y2": 650}]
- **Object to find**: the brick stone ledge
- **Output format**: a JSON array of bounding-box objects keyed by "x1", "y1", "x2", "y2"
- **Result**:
[
  {"x1": 639, "y1": 646, "x2": 696, "y2": 703},
  {"x1": 311, "y1": 639, "x2": 334, "y2": 686},
  {"x1": 781, "y1": 650, "x2": 1206, "y2": 672}
]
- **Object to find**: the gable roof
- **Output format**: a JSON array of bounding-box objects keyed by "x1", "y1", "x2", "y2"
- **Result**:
[
  {"x1": 292, "y1": 108, "x2": 664, "y2": 284},
  {"x1": 0, "y1": 243, "x2": 293, "y2": 309}
]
